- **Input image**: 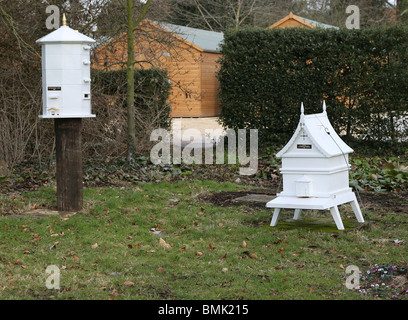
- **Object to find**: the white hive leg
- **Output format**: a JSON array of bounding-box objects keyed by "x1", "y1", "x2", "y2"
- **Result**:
[
  {"x1": 293, "y1": 209, "x2": 302, "y2": 220},
  {"x1": 270, "y1": 208, "x2": 281, "y2": 227},
  {"x1": 329, "y1": 206, "x2": 344, "y2": 230},
  {"x1": 350, "y1": 196, "x2": 364, "y2": 223}
]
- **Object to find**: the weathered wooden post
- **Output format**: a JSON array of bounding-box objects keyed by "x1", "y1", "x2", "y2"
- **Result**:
[
  {"x1": 36, "y1": 15, "x2": 96, "y2": 212},
  {"x1": 54, "y1": 118, "x2": 83, "y2": 211}
]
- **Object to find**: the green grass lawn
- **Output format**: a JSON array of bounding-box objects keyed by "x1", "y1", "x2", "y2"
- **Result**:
[{"x1": 0, "y1": 180, "x2": 407, "y2": 300}]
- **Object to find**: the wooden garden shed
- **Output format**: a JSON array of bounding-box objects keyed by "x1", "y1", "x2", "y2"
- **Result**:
[
  {"x1": 93, "y1": 20, "x2": 224, "y2": 118},
  {"x1": 93, "y1": 15, "x2": 337, "y2": 118},
  {"x1": 269, "y1": 12, "x2": 339, "y2": 30}
]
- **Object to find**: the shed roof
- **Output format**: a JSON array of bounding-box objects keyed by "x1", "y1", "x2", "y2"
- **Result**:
[
  {"x1": 299, "y1": 16, "x2": 339, "y2": 30},
  {"x1": 93, "y1": 21, "x2": 224, "y2": 53},
  {"x1": 156, "y1": 22, "x2": 224, "y2": 53},
  {"x1": 269, "y1": 12, "x2": 339, "y2": 30},
  {"x1": 277, "y1": 103, "x2": 353, "y2": 158}
]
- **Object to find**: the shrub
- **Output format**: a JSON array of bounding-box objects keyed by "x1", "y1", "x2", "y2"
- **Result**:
[
  {"x1": 217, "y1": 26, "x2": 408, "y2": 151},
  {"x1": 88, "y1": 69, "x2": 172, "y2": 157}
]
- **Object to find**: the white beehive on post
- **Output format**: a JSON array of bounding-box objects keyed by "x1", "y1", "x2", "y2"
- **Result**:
[
  {"x1": 266, "y1": 102, "x2": 365, "y2": 230},
  {"x1": 36, "y1": 15, "x2": 96, "y2": 118}
]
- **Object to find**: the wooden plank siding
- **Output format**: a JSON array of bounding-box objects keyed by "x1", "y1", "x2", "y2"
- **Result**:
[
  {"x1": 92, "y1": 20, "x2": 222, "y2": 118},
  {"x1": 200, "y1": 52, "x2": 221, "y2": 117},
  {"x1": 167, "y1": 48, "x2": 203, "y2": 117}
]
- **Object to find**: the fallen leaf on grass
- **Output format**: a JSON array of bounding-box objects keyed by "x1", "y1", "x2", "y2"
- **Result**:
[
  {"x1": 51, "y1": 232, "x2": 64, "y2": 237},
  {"x1": 241, "y1": 240, "x2": 247, "y2": 248},
  {"x1": 123, "y1": 281, "x2": 135, "y2": 287},
  {"x1": 196, "y1": 251, "x2": 203, "y2": 256},
  {"x1": 8, "y1": 259, "x2": 21, "y2": 266},
  {"x1": 157, "y1": 267, "x2": 164, "y2": 273},
  {"x1": 92, "y1": 243, "x2": 99, "y2": 249},
  {"x1": 159, "y1": 238, "x2": 171, "y2": 249},
  {"x1": 250, "y1": 253, "x2": 258, "y2": 259},
  {"x1": 219, "y1": 253, "x2": 227, "y2": 262}
]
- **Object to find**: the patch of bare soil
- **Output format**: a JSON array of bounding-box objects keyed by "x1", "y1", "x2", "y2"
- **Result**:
[
  {"x1": 200, "y1": 187, "x2": 276, "y2": 208},
  {"x1": 359, "y1": 191, "x2": 408, "y2": 213},
  {"x1": 202, "y1": 182, "x2": 408, "y2": 214}
]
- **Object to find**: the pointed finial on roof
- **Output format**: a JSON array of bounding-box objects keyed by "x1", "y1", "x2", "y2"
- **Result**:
[
  {"x1": 300, "y1": 102, "x2": 305, "y2": 126},
  {"x1": 323, "y1": 100, "x2": 327, "y2": 113},
  {"x1": 62, "y1": 13, "x2": 67, "y2": 27}
]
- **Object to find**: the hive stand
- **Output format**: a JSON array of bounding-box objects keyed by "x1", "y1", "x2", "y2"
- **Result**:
[{"x1": 267, "y1": 191, "x2": 364, "y2": 231}]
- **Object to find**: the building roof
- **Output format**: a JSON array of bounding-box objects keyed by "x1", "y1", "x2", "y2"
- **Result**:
[
  {"x1": 156, "y1": 22, "x2": 224, "y2": 53},
  {"x1": 93, "y1": 21, "x2": 224, "y2": 53},
  {"x1": 277, "y1": 102, "x2": 353, "y2": 158},
  {"x1": 299, "y1": 16, "x2": 339, "y2": 30},
  {"x1": 269, "y1": 12, "x2": 339, "y2": 30},
  {"x1": 37, "y1": 26, "x2": 96, "y2": 44}
]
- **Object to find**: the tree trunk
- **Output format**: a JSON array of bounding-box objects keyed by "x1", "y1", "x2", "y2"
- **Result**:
[
  {"x1": 126, "y1": 0, "x2": 137, "y2": 163},
  {"x1": 125, "y1": 0, "x2": 152, "y2": 164}
]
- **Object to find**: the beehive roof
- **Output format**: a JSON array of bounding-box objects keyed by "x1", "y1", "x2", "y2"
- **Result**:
[
  {"x1": 36, "y1": 26, "x2": 95, "y2": 44},
  {"x1": 277, "y1": 104, "x2": 353, "y2": 158}
]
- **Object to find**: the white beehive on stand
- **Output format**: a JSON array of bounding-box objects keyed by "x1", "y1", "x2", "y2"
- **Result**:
[
  {"x1": 266, "y1": 102, "x2": 364, "y2": 230},
  {"x1": 36, "y1": 16, "x2": 96, "y2": 118}
]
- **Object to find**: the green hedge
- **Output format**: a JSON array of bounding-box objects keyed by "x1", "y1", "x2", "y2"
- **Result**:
[
  {"x1": 217, "y1": 26, "x2": 408, "y2": 150},
  {"x1": 92, "y1": 68, "x2": 172, "y2": 129}
]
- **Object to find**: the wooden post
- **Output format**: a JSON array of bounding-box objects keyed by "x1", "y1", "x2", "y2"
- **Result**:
[{"x1": 54, "y1": 118, "x2": 83, "y2": 212}]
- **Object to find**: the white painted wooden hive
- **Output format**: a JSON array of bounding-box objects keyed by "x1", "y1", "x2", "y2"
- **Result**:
[
  {"x1": 277, "y1": 101, "x2": 353, "y2": 199},
  {"x1": 36, "y1": 23, "x2": 96, "y2": 119},
  {"x1": 266, "y1": 102, "x2": 364, "y2": 230}
]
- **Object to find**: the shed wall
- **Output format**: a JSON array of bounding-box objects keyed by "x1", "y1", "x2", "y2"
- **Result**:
[
  {"x1": 92, "y1": 21, "x2": 222, "y2": 118},
  {"x1": 200, "y1": 52, "x2": 221, "y2": 117}
]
